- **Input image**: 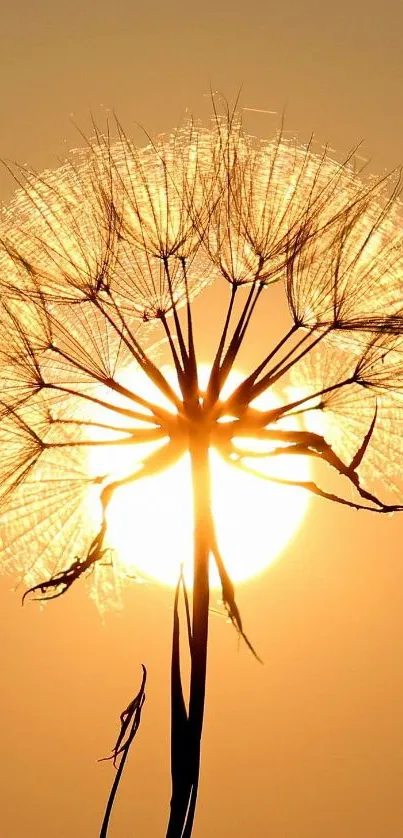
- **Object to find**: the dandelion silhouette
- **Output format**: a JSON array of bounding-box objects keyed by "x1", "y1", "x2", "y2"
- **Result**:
[{"x1": 1, "y1": 101, "x2": 403, "y2": 837}]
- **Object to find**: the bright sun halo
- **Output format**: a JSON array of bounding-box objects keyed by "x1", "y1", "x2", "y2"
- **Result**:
[{"x1": 87, "y1": 366, "x2": 310, "y2": 588}]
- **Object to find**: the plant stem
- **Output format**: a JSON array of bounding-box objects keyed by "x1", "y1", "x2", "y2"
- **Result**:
[{"x1": 166, "y1": 430, "x2": 211, "y2": 838}]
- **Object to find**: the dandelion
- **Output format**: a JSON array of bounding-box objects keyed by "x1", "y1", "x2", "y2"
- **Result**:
[{"x1": 1, "y1": 103, "x2": 403, "y2": 837}]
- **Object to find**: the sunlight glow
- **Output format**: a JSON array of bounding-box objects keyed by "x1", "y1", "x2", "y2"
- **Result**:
[{"x1": 87, "y1": 367, "x2": 311, "y2": 588}]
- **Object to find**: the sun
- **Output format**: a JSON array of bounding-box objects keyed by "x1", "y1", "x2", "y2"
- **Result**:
[{"x1": 87, "y1": 366, "x2": 310, "y2": 588}]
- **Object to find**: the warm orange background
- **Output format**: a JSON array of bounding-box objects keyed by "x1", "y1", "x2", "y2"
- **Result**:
[{"x1": 1, "y1": 2, "x2": 403, "y2": 836}]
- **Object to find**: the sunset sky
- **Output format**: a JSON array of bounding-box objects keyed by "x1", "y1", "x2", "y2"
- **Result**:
[{"x1": 1, "y1": 2, "x2": 403, "y2": 837}]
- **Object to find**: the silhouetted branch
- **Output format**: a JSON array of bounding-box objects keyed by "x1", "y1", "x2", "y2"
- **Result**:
[{"x1": 99, "y1": 665, "x2": 147, "y2": 838}]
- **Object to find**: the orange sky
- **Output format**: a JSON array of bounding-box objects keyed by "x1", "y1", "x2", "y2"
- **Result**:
[{"x1": 1, "y1": 1, "x2": 403, "y2": 836}]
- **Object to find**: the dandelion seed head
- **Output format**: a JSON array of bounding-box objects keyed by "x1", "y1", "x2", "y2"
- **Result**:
[{"x1": 1, "y1": 107, "x2": 403, "y2": 599}]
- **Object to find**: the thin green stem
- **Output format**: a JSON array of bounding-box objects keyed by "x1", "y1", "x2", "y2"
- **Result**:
[
  {"x1": 46, "y1": 426, "x2": 167, "y2": 448},
  {"x1": 44, "y1": 383, "x2": 161, "y2": 424},
  {"x1": 206, "y1": 283, "x2": 238, "y2": 406},
  {"x1": 95, "y1": 297, "x2": 183, "y2": 411},
  {"x1": 222, "y1": 323, "x2": 299, "y2": 414},
  {"x1": 239, "y1": 376, "x2": 355, "y2": 429},
  {"x1": 182, "y1": 257, "x2": 199, "y2": 405},
  {"x1": 246, "y1": 328, "x2": 331, "y2": 403},
  {"x1": 163, "y1": 255, "x2": 189, "y2": 370},
  {"x1": 48, "y1": 345, "x2": 177, "y2": 420},
  {"x1": 207, "y1": 281, "x2": 258, "y2": 405},
  {"x1": 160, "y1": 313, "x2": 186, "y2": 390}
]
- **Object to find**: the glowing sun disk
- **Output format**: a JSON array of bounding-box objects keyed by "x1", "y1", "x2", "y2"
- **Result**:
[{"x1": 88, "y1": 366, "x2": 310, "y2": 588}]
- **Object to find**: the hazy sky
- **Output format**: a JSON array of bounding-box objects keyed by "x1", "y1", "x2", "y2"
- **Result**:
[{"x1": 1, "y1": 1, "x2": 403, "y2": 836}]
